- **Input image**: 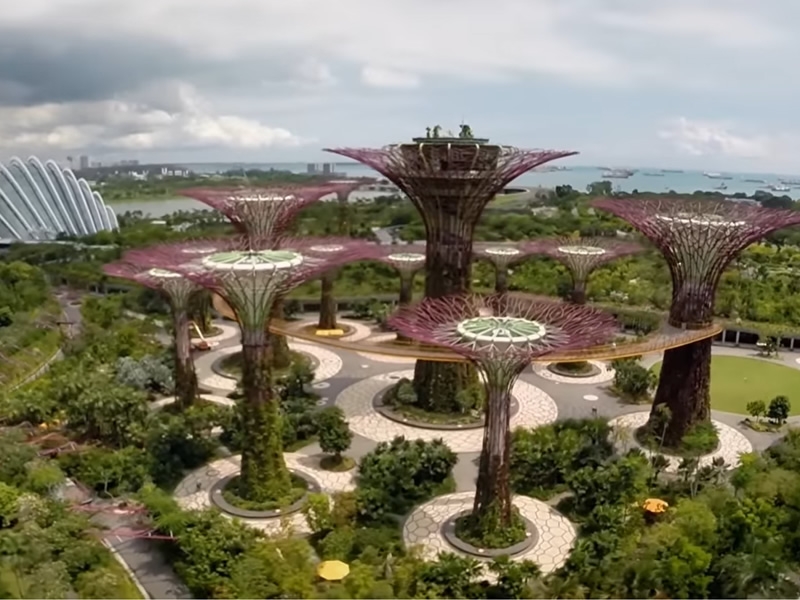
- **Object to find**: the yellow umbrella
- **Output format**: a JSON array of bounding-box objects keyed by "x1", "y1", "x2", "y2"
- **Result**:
[
  {"x1": 642, "y1": 498, "x2": 669, "y2": 514},
  {"x1": 317, "y1": 560, "x2": 350, "y2": 581}
]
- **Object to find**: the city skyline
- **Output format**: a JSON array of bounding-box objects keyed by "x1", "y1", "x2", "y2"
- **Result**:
[{"x1": 0, "y1": 1, "x2": 797, "y2": 172}]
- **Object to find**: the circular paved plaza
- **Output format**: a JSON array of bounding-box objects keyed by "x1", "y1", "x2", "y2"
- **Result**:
[
  {"x1": 174, "y1": 453, "x2": 356, "y2": 535},
  {"x1": 403, "y1": 491, "x2": 576, "y2": 573},
  {"x1": 336, "y1": 369, "x2": 558, "y2": 452},
  {"x1": 607, "y1": 411, "x2": 753, "y2": 472},
  {"x1": 199, "y1": 341, "x2": 343, "y2": 392},
  {"x1": 532, "y1": 360, "x2": 615, "y2": 385}
]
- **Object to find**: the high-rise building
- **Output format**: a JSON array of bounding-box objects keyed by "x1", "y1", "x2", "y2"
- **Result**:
[
  {"x1": 322, "y1": 163, "x2": 333, "y2": 175},
  {"x1": 306, "y1": 163, "x2": 319, "y2": 174},
  {"x1": 79, "y1": 155, "x2": 90, "y2": 170}
]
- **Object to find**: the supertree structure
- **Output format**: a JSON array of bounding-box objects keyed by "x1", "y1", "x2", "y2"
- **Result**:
[
  {"x1": 524, "y1": 236, "x2": 644, "y2": 304},
  {"x1": 473, "y1": 243, "x2": 540, "y2": 293},
  {"x1": 182, "y1": 185, "x2": 345, "y2": 364},
  {"x1": 377, "y1": 244, "x2": 427, "y2": 308},
  {"x1": 296, "y1": 238, "x2": 384, "y2": 331},
  {"x1": 593, "y1": 196, "x2": 800, "y2": 444},
  {"x1": 109, "y1": 241, "x2": 222, "y2": 407},
  {"x1": 326, "y1": 128, "x2": 577, "y2": 413},
  {"x1": 122, "y1": 237, "x2": 367, "y2": 502},
  {"x1": 180, "y1": 185, "x2": 340, "y2": 247},
  {"x1": 103, "y1": 263, "x2": 200, "y2": 408},
  {"x1": 314, "y1": 180, "x2": 374, "y2": 331},
  {"x1": 390, "y1": 293, "x2": 616, "y2": 535}
]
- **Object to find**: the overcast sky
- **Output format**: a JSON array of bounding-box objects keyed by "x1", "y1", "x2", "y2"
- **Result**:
[{"x1": 0, "y1": 0, "x2": 797, "y2": 172}]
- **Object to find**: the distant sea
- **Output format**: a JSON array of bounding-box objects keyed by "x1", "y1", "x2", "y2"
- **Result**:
[
  {"x1": 180, "y1": 162, "x2": 800, "y2": 197},
  {"x1": 110, "y1": 162, "x2": 800, "y2": 218}
]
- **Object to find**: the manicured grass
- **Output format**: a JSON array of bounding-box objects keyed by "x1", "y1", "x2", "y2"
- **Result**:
[{"x1": 651, "y1": 355, "x2": 800, "y2": 415}]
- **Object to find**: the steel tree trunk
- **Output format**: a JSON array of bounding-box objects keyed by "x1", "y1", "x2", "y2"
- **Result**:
[
  {"x1": 173, "y1": 308, "x2": 198, "y2": 409},
  {"x1": 396, "y1": 273, "x2": 414, "y2": 343},
  {"x1": 317, "y1": 272, "x2": 338, "y2": 330},
  {"x1": 472, "y1": 388, "x2": 514, "y2": 527},
  {"x1": 571, "y1": 279, "x2": 587, "y2": 305},
  {"x1": 650, "y1": 338, "x2": 713, "y2": 445},
  {"x1": 413, "y1": 222, "x2": 478, "y2": 413},
  {"x1": 238, "y1": 329, "x2": 292, "y2": 502},
  {"x1": 494, "y1": 268, "x2": 509, "y2": 294},
  {"x1": 268, "y1": 296, "x2": 291, "y2": 369}
]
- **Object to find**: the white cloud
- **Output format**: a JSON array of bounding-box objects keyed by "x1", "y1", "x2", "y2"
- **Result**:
[
  {"x1": 361, "y1": 66, "x2": 419, "y2": 90},
  {"x1": 597, "y1": 3, "x2": 785, "y2": 48},
  {"x1": 0, "y1": 83, "x2": 306, "y2": 154},
  {"x1": 658, "y1": 117, "x2": 795, "y2": 162}
]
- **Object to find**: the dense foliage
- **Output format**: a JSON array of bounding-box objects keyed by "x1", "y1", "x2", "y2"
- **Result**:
[
  {"x1": 9, "y1": 186, "x2": 800, "y2": 338},
  {"x1": 0, "y1": 433, "x2": 142, "y2": 598}
]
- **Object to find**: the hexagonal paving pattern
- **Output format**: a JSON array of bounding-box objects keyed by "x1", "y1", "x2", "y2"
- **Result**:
[
  {"x1": 532, "y1": 360, "x2": 615, "y2": 385},
  {"x1": 173, "y1": 453, "x2": 356, "y2": 534},
  {"x1": 336, "y1": 370, "x2": 558, "y2": 452},
  {"x1": 403, "y1": 491, "x2": 576, "y2": 573},
  {"x1": 607, "y1": 411, "x2": 754, "y2": 472}
]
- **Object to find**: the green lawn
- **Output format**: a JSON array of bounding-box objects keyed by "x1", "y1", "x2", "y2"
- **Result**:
[{"x1": 651, "y1": 355, "x2": 800, "y2": 415}]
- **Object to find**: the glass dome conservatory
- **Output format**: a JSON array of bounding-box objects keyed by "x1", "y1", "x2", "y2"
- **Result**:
[{"x1": 0, "y1": 156, "x2": 118, "y2": 241}]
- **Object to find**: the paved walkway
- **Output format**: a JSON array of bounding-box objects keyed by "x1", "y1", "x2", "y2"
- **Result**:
[
  {"x1": 336, "y1": 369, "x2": 557, "y2": 452},
  {"x1": 163, "y1": 316, "x2": 799, "y2": 584},
  {"x1": 174, "y1": 453, "x2": 356, "y2": 535},
  {"x1": 403, "y1": 492, "x2": 576, "y2": 574}
]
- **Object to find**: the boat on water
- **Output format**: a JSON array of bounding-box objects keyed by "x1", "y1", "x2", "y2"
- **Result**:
[
  {"x1": 703, "y1": 172, "x2": 733, "y2": 180},
  {"x1": 714, "y1": 183, "x2": 728, "y2": 190},
  {"x1": 743, "y1": 178, "x2": 767, "y2": 184},
  {"x1": 643, "y1": 172, "x2": 665, "y2": 177},
  {"x1": 779, "y1": 179, "x2": 800, "y2": 186},
  {"x1": 660, "y1": 169, "x2": 684, "y2": 173},
  {"x1": 602, "y1": 169, "x2": 635, "y2": 179},
  {"x1": 769, "y1": 184, "x2": 791, "y2": 192},
  {"x1": 534, "y1": 165, "x2": 569, "y2": 173}
]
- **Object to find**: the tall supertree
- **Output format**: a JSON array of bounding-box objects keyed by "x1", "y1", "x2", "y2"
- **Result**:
[
  {"x1": 123, "y1": 238, "x2": 366, "y2": 502},
  {"x1": 300, "y1": 239, "x2": 384, "y2": 331},
  {"x1": 524, "y1": 236, "x2": 643, "y2": 304},
  {"x1": 377, "y1": 245, "x2": 427, "y2": 308},
  {"x1": 180, "y1": 186, "x2": 339, "y2": 247},
  {"x1": 390, "y1": 294, "x2": 616, "y2": 536},
  {"x1": 181, "y1": 185, "x2": 343, "y2": 364},
  {"x1": 106, "y1": 242, "x2": 221, "y2": 408},
  {"x1": 326, "y1": 128, "x2": 577, "y2": 413},
  {"x1": 473, "y1": 243, "x2": 540, "y2": 293},
  {"x1": 316, "y1": 181, "x2": 366, "y2": 330},
  {"x1": 103, "y1": 264, "x2": 200, "y2": 408},
  {"x1": 593, "y1": 196, "x2": 800, "y2": 444}
]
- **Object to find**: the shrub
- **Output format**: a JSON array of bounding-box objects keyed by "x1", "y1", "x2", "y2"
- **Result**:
[
  {"x1": 116, "y1": 354, "x2": 174, "y2": 395},
  {"x1": 317, "y1": 407, "x2": 353, "y2": 460},
  {"x1": 356, "y1": 437, "x2": 456, "y2": 521},
  {"x1": 746, "y1": 400, "x2": 767, "y2": 422},
  {"x1": 383, "y1": 378, "x2": 417, "y2": 407},
  {"x1": 768, "y1": 395, "x2": 791, "y2": 425},
  {"x1": 612, "y1": 360, "x2": 657, "y2": 402},
  {"x1": 510, "y1": 419, "x2": 613, "y2": 499},
  {"x1": 567, "y1": 451, "x2": 652, "y2": 515}
]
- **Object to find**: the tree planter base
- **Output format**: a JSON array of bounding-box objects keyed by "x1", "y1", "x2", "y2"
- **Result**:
[
  {"x1": 546, "y1": 362, "x2": 601, "y2": 378},
  {"x1": 210, "y1": 470, "x2": 320, "y2": 519},
  {"x1": 211, "y1": 350, "x2": 318, "y2": 382},
  {"x1": 607, "y1": 411, "x2": 753, "y2": 473},
  {"x1": 443, "y1": 510, "x2": 538, "y2": 558},
  {"x1": 374, "y1": 390, "x2": 520, "y2": 431}
]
